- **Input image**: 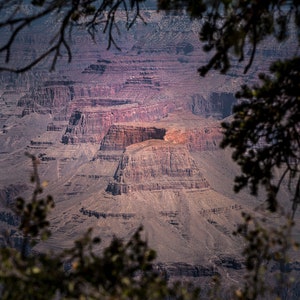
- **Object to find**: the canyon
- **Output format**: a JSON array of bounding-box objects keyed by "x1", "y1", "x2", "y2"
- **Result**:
[{"x1": 0, "y1": 7, "x2": 299, "y2": 293}]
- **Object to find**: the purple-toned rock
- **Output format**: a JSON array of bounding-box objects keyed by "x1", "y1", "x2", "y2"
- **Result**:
[
  {"x1": 100, "y1": 125, "x2": 166, "y2": 151},
  {"x1": 106, "y1": 139, "x2": 210, "y2": 194}
]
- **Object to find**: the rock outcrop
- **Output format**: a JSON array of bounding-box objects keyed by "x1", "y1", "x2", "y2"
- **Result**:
[
  {"x1": 155, "y1": 262, "x2": 219, "y2": 279},
  {"x1": 99, "y1": 125, "x2": 166, "y2": 151},
  {"x1": 189, "y1": 92, "x2": 236, "y2": 119},
  {"x1": 17, "y1": 81, "x2": 74, "y2": 117},
  {"x1": 96, "y1": 112, "x2": 223, "y2": 155},
  {"x1": 62, "y1": 102, "x2": 174, "y2": 144},
  {"x1": 106, "y1": 139, "x2": 209, "y2": 195},
  {"x1": 164, "y1": 125, "x2": 223, "y2": 152},
  {"x1": 214, "y1": 256, "x2": 243, "y2": 270}
]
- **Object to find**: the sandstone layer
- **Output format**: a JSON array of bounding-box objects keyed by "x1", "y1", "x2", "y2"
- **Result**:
[
  {"x1": 106, "y1": 139, "x2": 209, "y2": 195},
  {"x1": 100, "y1": 125, "x2": 166, "y2": 151},
  {"x1": 62, "y1": 101, "x2": 173, "y2": 144}
]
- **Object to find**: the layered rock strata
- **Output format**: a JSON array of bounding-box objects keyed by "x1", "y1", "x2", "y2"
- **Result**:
[
  {"x1": 106, "y1": 140, "x2": 209, "y2": 195},
  {"x1": 99, "y1": 125, "x2": 166, "y2": 151},
  {"x1": 189, "y1": 92, "x2": 236, "y2": 119},
  {"x1": 96, "y1": 112, "x2": 223, "y2": 156},
  {"x1": 62, "y1": 102, "x2": 174, "y2": 144},
  {"x1": 164, "y1": 126, "x2": 222, "y2": 152}
]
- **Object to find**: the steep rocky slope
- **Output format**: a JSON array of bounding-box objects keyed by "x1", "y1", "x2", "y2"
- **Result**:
[{"x1": 106, "y1": 139, "x2": 210, "y2": 194}]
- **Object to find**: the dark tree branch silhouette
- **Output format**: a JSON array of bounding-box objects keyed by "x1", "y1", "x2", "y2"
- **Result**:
[
  {"x1": 159, "y1": 0, "x2": 300, "y2": 75},
  {"x1": 221, "y1": 57, "x2": 300, "y2": 216},
  {"x1": 1, "y1": 1, "x2": 300, "y2": 74},
  {"x1": 0, "y1": 0, "x2": 146, "y2": 72}
]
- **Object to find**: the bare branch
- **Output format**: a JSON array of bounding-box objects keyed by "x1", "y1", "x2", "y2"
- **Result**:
[
  {"x1": 291, "y1": 175, "x2": 300, "y2": 219},
  {"x1": 0, "y1": 0, "x2": 147, "y2": 72},
  {"x1": 127, "y1": 0, "x2": 146, "y2": 29},
  {"x1": 0, "y1": 45, "x2": 60, "y2": 73},
  {"x1": 244, "y1": 22, "x2": 257, "y2": 74}
]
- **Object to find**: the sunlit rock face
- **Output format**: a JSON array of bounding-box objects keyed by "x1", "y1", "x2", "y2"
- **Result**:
[
  {"x1": 106, "y1": 139, "x2": 210, "y2": 195},
  {"x1": 164, "y1": 125, "x2": 222, "y2": 152},
  {"x1": 61, "y1": 101, "x2": 174, "y2": 144}
]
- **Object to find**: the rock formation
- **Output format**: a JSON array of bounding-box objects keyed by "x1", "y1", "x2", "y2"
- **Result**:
[
  {"x1": 155, "y1": 262, "x2": 219, "y2": 278},
  {"x1": 163, "y1": 123, "x2": 223, "y2": 152},
  {"x1": 106, "y1": 139, "x2": 210, "y2": 195},
  {"x1": 189, "y1": 92, "x2": 236, "y2": 119},
  {"x1": 61, "y1": 101, "x2": 174, "y2": 144},
  {"x1": 99, "y1": 125, "x2": 166, "y2": 151},
  {"x1": 1, "y1": 7, "x2": 299, "y2": 293}
]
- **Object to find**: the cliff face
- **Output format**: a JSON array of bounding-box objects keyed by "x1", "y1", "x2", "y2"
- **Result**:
[
  {"x1": 10, "y1": 11, "x2": 240, "y2": 149},
  {"x1": 106, "y1": 140, "x2": 210, "y2": 195},
  {"x1": 164, "y1": 126, "x2": 223, "y2": 152},
  {"x1": 189, "y1": 92, "x2": 236, "y2": 119},
  {"x1": 62, "y1": 102, "x2": 174, "y2": 144},
  {"x1": 93, "y1": 113, "x2": 222, "y2": 194},
  {"x1": 17, "y1": 82, "x2": 74, "y2": 115},
  {"x1": 100, "y1": 125, "x2": 166, "y2": 151},
  {"x1": 96, "y1": 112, "x2": 223, "y2": 154}
]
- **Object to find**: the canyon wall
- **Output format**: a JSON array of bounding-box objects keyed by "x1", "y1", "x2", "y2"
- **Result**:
[
  {"x1": 189, "y1": 92, "x2": 236, "y2": 119},
  {"x1": 61, "y1": 101, "x2": 174, "y2": 144},
  {"x1": 99, "y1": 125, "x2": 166, "y2": 151},
  {"x1": 164, "y1": 125, "x2": 223, "y2": 152},
  {"x1": 106, "y1": 140, "x2": 210, "y2": 195}
]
